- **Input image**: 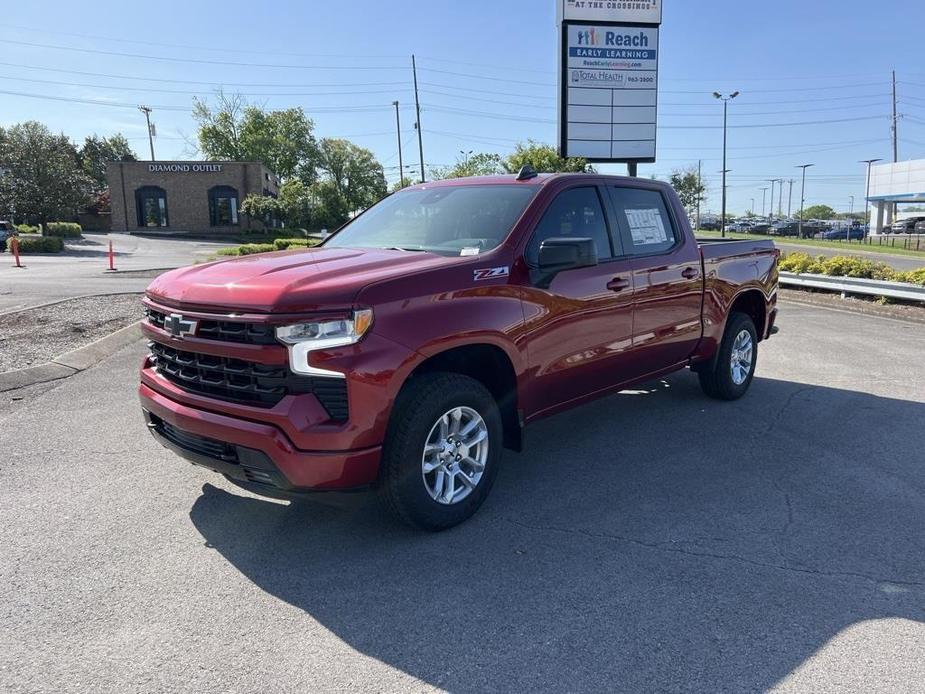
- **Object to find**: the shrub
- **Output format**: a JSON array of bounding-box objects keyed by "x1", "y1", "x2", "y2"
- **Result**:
[
  {"x1": 780, "y1": 252, "x2": 925, "y2": 287},
  {"x1": 818, "y1": 255, "x2": 894, "y2": 280},
  {"x1": 15, "y1": 236, "x2": 64, "y2": 253},
  {"x1": 272, "y1": 237, "x2": 318, "y2": 250},
  {"x1": 778, "y1": 252, "x2": 822, "y2": 274},
  {"x1": 15, "y1": 224, "x2": 40, "y2": 234},
  {"x1": 894, "y1": 268, "x2": 925, "y2": 286},
  {"x1": 44, "y1": 222, "x2": 82, "y2": 238}
]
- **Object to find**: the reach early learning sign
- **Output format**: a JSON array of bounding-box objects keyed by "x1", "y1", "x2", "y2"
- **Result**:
[{"x1": 557, "y1": 1, "x2": 662, "y2": 163}]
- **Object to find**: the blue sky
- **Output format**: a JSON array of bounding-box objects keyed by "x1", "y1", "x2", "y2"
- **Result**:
[{"x1": 2, "y1": 0, "x2": 924, "y2": 215}]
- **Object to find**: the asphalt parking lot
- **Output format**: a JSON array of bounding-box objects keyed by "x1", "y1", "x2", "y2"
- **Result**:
[
  {"x1": 0, "y1": 233, "x2": 228, "y2": 313},
  {"x1": 2, "y1": 300, "x2": 924, "y2": 693}
]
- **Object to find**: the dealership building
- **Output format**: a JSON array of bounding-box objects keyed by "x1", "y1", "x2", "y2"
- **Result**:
[
  {"x1": 867, "y1": 159, "x2": 925, "y2": 232},
  {"x1": 107, "y1": 161, "x2": 279, "y2": 235}
]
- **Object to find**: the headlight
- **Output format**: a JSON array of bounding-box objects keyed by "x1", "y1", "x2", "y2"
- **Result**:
[{"x1": 276, "y1": 309, "x2": 373, "y2": 378}]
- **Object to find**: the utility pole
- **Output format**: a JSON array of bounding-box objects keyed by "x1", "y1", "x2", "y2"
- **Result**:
[
  {"x1": 750, "y1": 198, "x2": 755, "y2": 215},
  {"x1": 138, "y1": 105, "x2": 155, "y2": 161},
  {"x1": 796, "y1": 164, "x2": 814, "y2": 238},
  {"x1": 777, "y1": 180, "x2": 783, "y2": 217},
  {"x1": 891, "y1": 70, "x2": 899, "y2": 163},
  {"x1": 392, "y1": 101, "x2": 404, "y2": 189},
  {"x1": 696, "y1": 159, "x2": 702, "y2": 230},
  {"x1": 767, "y1": 179, "x2": 776, "y2": 221},
  {"x1": 848, "y1": 195, "x2": 855, "y2": 241},
  {"x1": 412, "y1": 55, "x2": 426, "y2": 183},
  {"x1": 787, "y1": 179, "x2": 794, "y2": 217},
  {"x1": 891, "y1": 69, "x2": 900, "y2": 223},
  {"x1": 760, "y1": 187, "x2": 768, "y2": 217},
  {"x1": 713, "y1": 91, "x2": 739, "y2": 238}
]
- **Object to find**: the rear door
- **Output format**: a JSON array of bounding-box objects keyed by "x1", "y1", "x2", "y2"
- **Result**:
[
  {"x1": 605, "y1": 184, "x2": 704, "y2": 369},
  {"x1": 519, "y1": 185, "x2": 636, "y2": 415}
]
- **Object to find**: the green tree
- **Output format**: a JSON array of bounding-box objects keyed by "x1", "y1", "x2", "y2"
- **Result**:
[
  {"x1": 193, "y1": 91, "x2": 318, "y2": 180},
  {"x1": 316, "y1": 138, "x2": 387, "y2": 214},
  {"x1": 78, "y1": 134, "x2": 136, "y2": 190},
  {"x1": 669, "y1": 166, "x2": 707, "y2": 215},
  {"x1": 432, "y1": 152, "x2": 505, "y2": 179},
  {"x1": 503, "y1": 140, "x2": 591, "y2": 174},
  {"x1": 801, "y1": 204, "x2": 837, "y2": 219},
  {"x1": 0, "y1": 121, "x2": 92, "y2": 225}
]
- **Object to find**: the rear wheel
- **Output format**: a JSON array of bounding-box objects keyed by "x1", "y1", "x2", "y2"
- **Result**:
[
  {"x1": 698, "y1": 311, "x2": 758, "y2": 401},
  {"x1": 381, "y1": 373, "x2": 502, "y2": 531}
]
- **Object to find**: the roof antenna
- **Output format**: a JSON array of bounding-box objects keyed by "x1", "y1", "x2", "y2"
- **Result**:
[{"x1": 516, "y1": 165, "x2": 538, "y2": 181}]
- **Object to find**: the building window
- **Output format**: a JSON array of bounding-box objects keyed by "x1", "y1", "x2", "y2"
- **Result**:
[
  {"x1": 135, "y1": 186, "x2": 168, "y2": 227},
  {"x1": 209, "y1": 185, "x2": 239, "y2": 226}
]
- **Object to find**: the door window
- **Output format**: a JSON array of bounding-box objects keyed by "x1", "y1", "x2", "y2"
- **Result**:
[
  {"x1": 608, "y1": 188, "x2": 678, "y2": 255},
  {"x1": 526, "y1": 187, "x2": 614, "y2": 265}
]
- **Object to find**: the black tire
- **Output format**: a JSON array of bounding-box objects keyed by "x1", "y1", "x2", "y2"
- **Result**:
[
  {"x1": 381, "y1": 372, "x2": 503, "y2": 531},
  {"x1": 698, "y1": 311, "x2": 758, "y2": 401}
]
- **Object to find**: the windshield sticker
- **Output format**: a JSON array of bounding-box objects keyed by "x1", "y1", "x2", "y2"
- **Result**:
[
  {"x1": 624, "y1": 208, "x2": 669, "y2": 245},
  {"x1": 460, "y1": 247, "x2": 481, "y2": 256},
  {"x1": 473, "y1": 266, "x2": 509, "y2": 281}
]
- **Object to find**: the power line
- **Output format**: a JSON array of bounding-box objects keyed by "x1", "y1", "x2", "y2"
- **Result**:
[
  {"x1": 2, "y1": 38, "x2": 409, "y2": 70},
  {"x1": 0, "y1": 23, "x2": 407, "y2": 60},
  {"x1": 0, "y1": 61, "x2": 409, "y2": 88},
  {"x1": 0, "y1": 73, "x2": 415, "y2": 99}
]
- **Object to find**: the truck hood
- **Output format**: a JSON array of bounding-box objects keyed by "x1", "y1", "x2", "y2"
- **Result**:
[{"x1": 145, "y1": 246, "x2": 458, "y2": 313}]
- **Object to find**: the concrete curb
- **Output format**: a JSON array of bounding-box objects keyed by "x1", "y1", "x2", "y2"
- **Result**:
[
  {"x1": 0, "y1": 292, "x2": 143, "y2": 318},
  {"x1": 0, "y1": 321, "x2": 143, "y2": 392}
]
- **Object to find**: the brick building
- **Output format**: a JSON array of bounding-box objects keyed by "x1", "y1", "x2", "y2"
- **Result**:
[{"x1": 107, "y1": 161, "x2": 279, "y2": 235}]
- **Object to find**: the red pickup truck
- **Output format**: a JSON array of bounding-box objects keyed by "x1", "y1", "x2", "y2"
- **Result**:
[{"x1": 140, "y1": 171, "x2": 778, "y2": 530}]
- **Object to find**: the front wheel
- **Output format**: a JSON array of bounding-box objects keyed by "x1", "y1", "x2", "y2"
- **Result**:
[
  {"x1": 381, "y1": 373, "x2": 503, "y2": 531},
  {"x1": 698, "y1": 311, "x2": 758, "y2": 400}
]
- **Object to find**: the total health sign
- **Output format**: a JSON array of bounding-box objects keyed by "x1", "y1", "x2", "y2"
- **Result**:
[{"x1": 557, "y1": 1, "x2": 662, "y2": 163}]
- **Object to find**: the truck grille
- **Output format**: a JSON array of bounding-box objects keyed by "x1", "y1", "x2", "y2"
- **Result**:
[
  {"x1": 148, "y1": 341, "x2": 348, "y2": 420},
  {"x1": 145, "y1": 308, "x2": 276, "y2": 345}
]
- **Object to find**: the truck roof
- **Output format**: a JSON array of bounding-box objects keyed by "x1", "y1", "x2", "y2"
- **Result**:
[{"x1": 408, "y1": 172, "x2": 657, "y2": 189}]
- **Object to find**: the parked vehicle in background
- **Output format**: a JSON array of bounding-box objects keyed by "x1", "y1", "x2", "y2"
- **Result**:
[
  {"x1": 140, "y1": 172, "x2": 779, "y2": 530},
  {"x1": 891, "y1": 217, "x2": 925, "y2": 234},
  {"x1": 915, "y1": 220, "x2": 925, "y2": 234},
  {"x1": 0, "y1": 221, "x2": 13, "y2": 252},
  {"x1": 820, "y1": 226, "x2": 867, "y2": 241},
  {"x1": 724, "y1": 221, "x2": 752, "y2": 233}
]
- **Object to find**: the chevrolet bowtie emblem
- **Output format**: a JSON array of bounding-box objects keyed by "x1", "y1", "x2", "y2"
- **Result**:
[{"x1": 164, "y1": 313, "x2": 198, "y2": 338}]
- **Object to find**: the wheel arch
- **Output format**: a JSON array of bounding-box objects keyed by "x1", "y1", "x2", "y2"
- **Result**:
[{"x1": 400, "y1": 340, "x2": 523, "y2": 452}]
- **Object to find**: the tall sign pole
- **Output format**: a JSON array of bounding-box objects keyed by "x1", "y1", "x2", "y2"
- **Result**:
[{"x1": 557, "y1": 1, "x2": 662, "y2": 177}]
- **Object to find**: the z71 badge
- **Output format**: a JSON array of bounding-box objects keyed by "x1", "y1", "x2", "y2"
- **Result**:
[{"x1": 473, "y1": 266, "x2": 510, "y2": 281}]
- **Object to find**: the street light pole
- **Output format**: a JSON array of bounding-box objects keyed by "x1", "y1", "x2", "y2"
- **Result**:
[
  {"x1": 760, "y1": 187, "x2": 768, "y2": 217},
  {"x1": 796, "y1": 164, "x2": 814, "y2": 239},
  {"x1": 138, "y1": 105, "x2": 155, "y2": 161},
  {"x1": 860, "y1": 158, "x2": 882, "y2": 236},
  {"x1": 713, "y1": 91, "x2": 739, "y2": 238},
  {"x1": 392, "y1": 101, "x2": 404, "y2": 189},
  {"x1": 459, "y1": 149, "x2": 473, "y2": 168}
]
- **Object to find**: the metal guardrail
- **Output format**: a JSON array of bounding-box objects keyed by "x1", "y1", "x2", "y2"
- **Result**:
[{"x1": 780, "y1": 272, "x2": 925, "y2": 302}]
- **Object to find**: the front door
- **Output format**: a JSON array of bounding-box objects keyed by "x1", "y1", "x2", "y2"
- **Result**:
[
  {"x1": 606, "y1": 184, "x2": 704, "y2": 370},
  {"x1": 520, "y1": 185, "x2": 636, "y2": 416}
]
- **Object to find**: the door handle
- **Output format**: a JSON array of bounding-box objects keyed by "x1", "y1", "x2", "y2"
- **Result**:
[
  {"x1": 607, "y1": 278, "x2": 631, "y2": 292},
  {"x1": 681, "y1": 267, "x2": 700, "y2": 279}
]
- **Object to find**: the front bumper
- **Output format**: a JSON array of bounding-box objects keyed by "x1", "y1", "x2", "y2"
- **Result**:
[{"x1": 140, "y1": 382, "x2": 382, "y2": 492}]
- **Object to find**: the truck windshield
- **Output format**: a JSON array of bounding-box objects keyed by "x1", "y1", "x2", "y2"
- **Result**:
[{"x1": 325, "y1": 184, "x2": 539, "y2": 256}]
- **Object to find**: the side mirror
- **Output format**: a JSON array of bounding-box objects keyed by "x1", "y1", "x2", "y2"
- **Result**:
[{"x1": 532, "y1": 237, "x2": 598, "y2": 288}]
